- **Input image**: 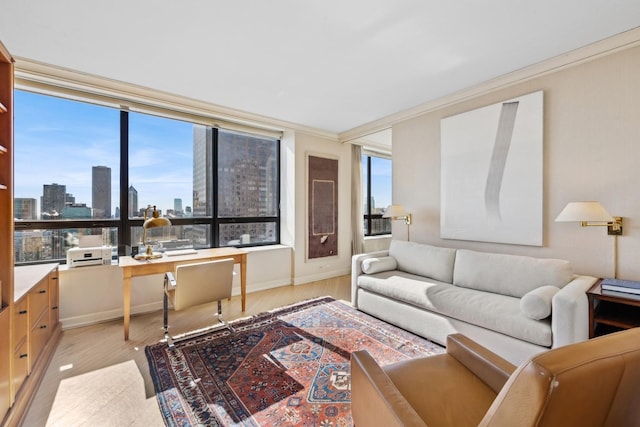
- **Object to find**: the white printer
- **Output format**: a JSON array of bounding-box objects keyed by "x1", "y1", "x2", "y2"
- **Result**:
[{"x1": 67, "y1": 246, "x2": 112, "y2": 267}]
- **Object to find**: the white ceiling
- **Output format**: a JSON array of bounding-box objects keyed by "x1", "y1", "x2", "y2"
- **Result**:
[{"x1": 1, "y1": 1, "x2": 639, "y2": 136}]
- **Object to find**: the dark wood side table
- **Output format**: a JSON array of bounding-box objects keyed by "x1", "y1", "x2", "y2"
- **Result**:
[{"x1": 587, "y1": 279, "x2": 640, "y2": 338}]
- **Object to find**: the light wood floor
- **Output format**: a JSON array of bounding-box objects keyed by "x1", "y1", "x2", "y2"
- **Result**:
[{"x1": 22, "y1": 275, "x2": 352, "y2": 427}]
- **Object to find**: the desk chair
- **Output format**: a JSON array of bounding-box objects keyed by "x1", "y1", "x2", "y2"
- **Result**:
[{"x1": 163, "y1": 258, "x2": 235, "y2": 347}]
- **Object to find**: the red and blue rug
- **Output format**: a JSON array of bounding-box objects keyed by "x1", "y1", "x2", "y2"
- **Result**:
[{"x1": 145, "y1": 296, "x2": 444, "y2": 426}]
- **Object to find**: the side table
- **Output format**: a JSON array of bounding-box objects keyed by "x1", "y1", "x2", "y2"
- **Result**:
[{"x1": 587, "y1": 279, "x2": 640, "y2": 338}]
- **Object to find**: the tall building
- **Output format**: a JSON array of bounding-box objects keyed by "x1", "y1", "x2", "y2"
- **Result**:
[
  {"x1": 192, "y1": 126, "x2": 212, "y2": 217},
  {"x1": 174, "y1": 198, "x2": 182, "y2": 214},
  {"x1": 128, "y1": 185, "x2": 138, "y2": 218},
  {"x1": 14, "y1": 198, "x2": 37, "y2": 220},
  {"x1": 92, "y1": 165, "x2": 111, "y2": 218},
  {"x1": 41, "y1": 183, "x2": 66, "y2": 217}
]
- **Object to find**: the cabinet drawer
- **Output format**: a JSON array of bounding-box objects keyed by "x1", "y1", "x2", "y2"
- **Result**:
[
  {"x1": 29, "y1": 279, "x2": 49, "y2": 330},
  {"x1": 29, "y1": 312, "x2": 50, "y2": 370},
  {"x1": 13, "y1": 341, "x2": 29, "y2": 392},
  {"x1": 13, "y1": 297, "x2": 28, "y2": 348},
  {"x1": 49, "y1": 270, "x2": 59, "y2": 328}
]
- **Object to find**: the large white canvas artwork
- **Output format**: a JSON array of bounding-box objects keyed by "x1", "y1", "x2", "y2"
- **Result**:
[{"x1": 440, "y1": 91, "x2": 543, "y2": 246}]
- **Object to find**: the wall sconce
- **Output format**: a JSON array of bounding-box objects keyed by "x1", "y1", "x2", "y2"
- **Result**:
[
  {"x1": 555, "y1": 201, "x2": 623, "y2": 277},
  {"x1": 383, "y1": 204, "x2": 412, "y2": 241},
  {"x1": 135, "y1": 205, "x2": 172, "y2": 260}
]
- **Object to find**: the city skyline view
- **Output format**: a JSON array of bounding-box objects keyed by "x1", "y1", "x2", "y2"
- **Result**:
[{"x1": 14, "y1": 90, "x2": 196, "y2": 217}]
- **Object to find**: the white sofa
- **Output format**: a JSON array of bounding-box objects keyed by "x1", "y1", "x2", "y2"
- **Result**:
[{"x1": 351, "y1": 240, "x2": 597, "y2": 365}]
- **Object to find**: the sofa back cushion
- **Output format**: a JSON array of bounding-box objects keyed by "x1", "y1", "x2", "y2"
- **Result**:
[
  {"x1": 453, "y1": 249, "x2": 573, "y2": 297},
  {"x1": 388, "y1": 240, "x2": 456, "y2": 283}
]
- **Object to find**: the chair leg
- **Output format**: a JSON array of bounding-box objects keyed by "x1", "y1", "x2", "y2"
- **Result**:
[
  {"x1": 163, "y1": 276, "x2": 174, "y2": 348},
  {"x1": 217, "y1": 300, "x2": 235, "y2": 333}
]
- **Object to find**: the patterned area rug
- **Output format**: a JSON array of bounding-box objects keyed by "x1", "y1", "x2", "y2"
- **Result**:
[{"x1": 146, "y1": 296, "x2": 444, "y2": 426}]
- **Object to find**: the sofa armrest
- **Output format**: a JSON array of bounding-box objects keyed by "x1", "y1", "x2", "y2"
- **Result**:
[
  {"x1": 446, "y1": 334, "x2": 516, "y2": 393},
  {"x1": 350, "y1": 350, "x2": 428, "y2": 427},
  {"x1": 551, "y1": 275, "x2": 598, "y2": 347},
  {"x1": 351, "y1": 250, "x2": 389, "y2": 307}
]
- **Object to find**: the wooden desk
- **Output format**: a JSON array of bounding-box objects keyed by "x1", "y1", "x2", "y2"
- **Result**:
[{"x1": 118, "y1": 247, "x2": 247, "y2": 340}]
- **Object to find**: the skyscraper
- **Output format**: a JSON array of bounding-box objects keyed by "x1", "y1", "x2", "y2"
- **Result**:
[
  {"x1": 14, "y1": 198, "x2": 37, "y2": 220},
  {"x1": 193, "y1": 126, "x2": 212, "y2": 217},
  {"x1": 174, "y1": 198, "x2": 183, "y2": 214},
  {"x1": 92, "y1": 165, "x2": 111, "y2": 218},
  {"x1": 128, "y1": 185, "x2": 138, "y2": 218},
  {"x1": 41, "y1": 183, "x2": 66, "y2": 217}
]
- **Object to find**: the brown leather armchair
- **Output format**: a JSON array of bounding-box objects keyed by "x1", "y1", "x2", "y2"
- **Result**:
[{"x1": 351, "y1": 328, "x2": 640, "y2": 426}]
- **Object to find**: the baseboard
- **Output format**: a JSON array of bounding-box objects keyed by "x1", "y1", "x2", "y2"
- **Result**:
[
  {"x1": 293, "y1": 268, "x2": 351, "y2": 285},
  {"x1": 61, "y1": 281, "x2": 292, "y2": 330}
]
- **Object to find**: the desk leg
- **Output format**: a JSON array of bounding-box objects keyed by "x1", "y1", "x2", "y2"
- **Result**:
[
  {"x1": 241, "y1": 254, "x2": 247, "y2": 312},
  {"x1": 123, "y1": 268, "x2": 132, "y2": 340}
]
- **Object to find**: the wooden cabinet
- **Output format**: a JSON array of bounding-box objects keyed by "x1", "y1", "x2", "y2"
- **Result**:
[
  {"x1": 11, "y1": 298, "x2": 28, "y2": 395},
  {"x1": 0, "y1": 39, "x2": 61, "y2": 427},
  {"x1": 0, "y1": 39, "x2": 14, "y2": 426},
  {"x1": 0, "y1": 308, "x2": 10, "y2": 422}
]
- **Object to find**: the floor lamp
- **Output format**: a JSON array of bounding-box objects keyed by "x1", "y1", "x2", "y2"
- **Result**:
[
  {"x1": 383, "y1": 204, "x2": 412, "y2": 241},
  {"x1": 555, "y1": 201, "x2": 623, "y2": 278}
]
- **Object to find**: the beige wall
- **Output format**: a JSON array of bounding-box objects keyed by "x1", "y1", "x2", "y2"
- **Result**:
[{"x1": 392, "y1": 45, "x2": 640, "y2": 280}]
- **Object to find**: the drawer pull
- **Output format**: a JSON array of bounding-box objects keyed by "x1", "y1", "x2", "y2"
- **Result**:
[
  {"x1": 52, "y1": 277, "x2": 58, "y2": 280},
  {"x1": 19, "y1": 353, "x2": 28, "y2": 359},
  {"x1": 40, "y1": 325, "x2": 47, "y2": 329},
  {"x1": 19, "y1": 309, "x2": 27, "y2": 314},
  {"x1": 53, "y1": 306, "x2": 59, "y2": 310},
  {"x1": 39, "y1": 289, "x2": 47, "y2": 294}
]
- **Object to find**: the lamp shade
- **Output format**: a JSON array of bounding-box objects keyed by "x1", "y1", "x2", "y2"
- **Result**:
[
  {"x1": 143, "y1": 216, "x2": 172, "y2": 229},
  {"x1": 383, "y1": 204, "x2": 408, "y2": 218},
  {"x1": 555, "y1": 201, "x2": 614, "y2": 223},
  {"x1": 143, "y1": 205, "x2": 172, "y2": 229}
]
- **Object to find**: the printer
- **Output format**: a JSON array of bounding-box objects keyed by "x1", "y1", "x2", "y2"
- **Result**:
[{"x1": 67, "y1": 246, "x2": 112, "y2": 268}]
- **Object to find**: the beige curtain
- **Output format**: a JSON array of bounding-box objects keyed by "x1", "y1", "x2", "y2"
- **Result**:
[{"x1": 351, "y1": 144, "x2": 365, "y2": 255}]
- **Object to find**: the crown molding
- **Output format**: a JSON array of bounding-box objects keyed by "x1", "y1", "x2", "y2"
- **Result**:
[
  {"x1": 14, "y1": 57, "x2": 339, "y2": 141},
  {"x1": 339, "y1": 26, "x2": 640, "y2": 143}
]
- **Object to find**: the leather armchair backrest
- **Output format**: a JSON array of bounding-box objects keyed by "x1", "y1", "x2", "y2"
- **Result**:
[{"x1": 480, "y1": 328, "x2": 640, "y2": 427}]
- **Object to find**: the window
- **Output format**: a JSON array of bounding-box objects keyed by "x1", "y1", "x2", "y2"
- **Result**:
[
  {"x1": 13, "y1": 90, "x2": 280, "y2": 264},
  {"x1": 362, "y1": 154, "x2": 392, "y2": 236}
]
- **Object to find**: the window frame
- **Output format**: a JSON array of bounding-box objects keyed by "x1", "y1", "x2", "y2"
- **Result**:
[
  {"x1": 13, "y1": 91, "x2": 281, "y2": 265},
  {"x1": 363, "y1": 153, "x2": 392, "y2": 237}
]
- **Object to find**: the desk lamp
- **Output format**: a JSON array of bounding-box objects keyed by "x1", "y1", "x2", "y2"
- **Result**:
[{"x1": 135, "y1": 205, "x2": 172, "y2": 260}]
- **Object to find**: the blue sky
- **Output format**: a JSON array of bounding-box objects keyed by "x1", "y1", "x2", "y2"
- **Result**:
[{"x1": 14, "y1": 90, "x2": 194, "y2": 215}]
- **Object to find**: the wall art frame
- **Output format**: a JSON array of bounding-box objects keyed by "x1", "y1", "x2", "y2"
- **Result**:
[
  {"x1": 440, "y1": 91, "x2": 544, "y2": 246},
  {"x1": 306, "y1": 153, "x2": 339, "y2": 259}
]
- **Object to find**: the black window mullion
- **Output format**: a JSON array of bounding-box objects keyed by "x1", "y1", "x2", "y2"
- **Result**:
[
  {"x1": 212, "y1": 127, "x2": 219, "y2": 247},
  {"x1": 119, "y1": 110, "x2": 129, "y2": 256},
  {"x1": 366, "y1": 156, "x2": 372, "y2": 236}
]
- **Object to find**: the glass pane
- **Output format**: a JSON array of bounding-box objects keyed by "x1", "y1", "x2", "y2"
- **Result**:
[
  {"x1": 14, "y1": 90, "x2": 120, "y2": 220},
  {"x1": 129, "y1": 113, "x2": 211, "y2": 219},
  {"x1": 219, "y1": 222, "x2": 277, "y2": 246},
  {"x1": 130, "y1": 224, "x2": 211, "y2": 253},
  {"x1": 369, "y1": 156, "x2": 393, "y2": 235},
  {"x1": 218, "y1": 130, "x2": 278, "y2": 218},
  {"x1": 14, "y1": 227, "x2": 117, "y2": 263},
  {"x1": 370, "y1": 156, "x2": 392, "y2": 214}
]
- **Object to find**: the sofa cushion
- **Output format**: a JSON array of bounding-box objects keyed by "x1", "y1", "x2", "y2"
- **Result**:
[
  {"x1": 362, "y1": 256, "x2": 398, "y2": 274},
  {"x1": 520, "y1": 286, "x2": 560, "y2": 320},
  {"x1": 453, "y1": 249, "x2": 573, "y2": 298},
  {"x1": 388, "y1": 240, "x2": 457, "y2": 283},
  {"x1": 357, "y1": 272, "x2": 552, "y2": 347}
]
